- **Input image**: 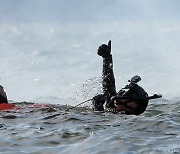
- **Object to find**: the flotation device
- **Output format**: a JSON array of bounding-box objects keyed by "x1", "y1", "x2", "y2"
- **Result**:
[
  {"x1": 0, "y1": 103, "x2": 52, "y2": 111},
  {"x1": 0, "y1": 103, "x2": 15, "y2": 110}
]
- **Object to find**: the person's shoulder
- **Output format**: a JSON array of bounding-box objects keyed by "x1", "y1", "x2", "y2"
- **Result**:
[{"x1": 0, "y1": 85, "x2": 4, "y2": 92}]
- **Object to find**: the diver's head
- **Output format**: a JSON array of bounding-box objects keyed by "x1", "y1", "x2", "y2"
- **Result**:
[{"x1": 114, "y1": 75, "x2": 148, "y2": 115}]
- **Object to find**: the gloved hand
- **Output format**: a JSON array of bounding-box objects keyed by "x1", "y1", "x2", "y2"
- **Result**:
[
  {"x1": 97, "y1": 40, "x2": 111, "y2": 58},
  {"x1": 92, "y1": 94, "x2": 105, "y2": 111}
]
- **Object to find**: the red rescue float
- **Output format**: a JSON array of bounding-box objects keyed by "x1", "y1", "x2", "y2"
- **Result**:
[{"x1": 0, "y1": 103, "x2": 15, "y2": 110}]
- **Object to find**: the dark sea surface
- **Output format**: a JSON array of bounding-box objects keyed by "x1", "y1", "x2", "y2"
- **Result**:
[{"x1": 0, "y1": 20, "x2": 180, "y2": 153}]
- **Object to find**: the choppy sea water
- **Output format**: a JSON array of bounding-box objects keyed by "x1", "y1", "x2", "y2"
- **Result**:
[
  {"x1": 0, "y1": 22, "x2": 180, "y2": 153},
  {"x1": 0, "y1": 99, "x2": 180, "y2": 154}
]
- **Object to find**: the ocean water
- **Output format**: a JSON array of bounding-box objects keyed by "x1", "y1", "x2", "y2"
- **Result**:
[{"x1": 0, "y1": 22, "x2": 180, "y2": 153}]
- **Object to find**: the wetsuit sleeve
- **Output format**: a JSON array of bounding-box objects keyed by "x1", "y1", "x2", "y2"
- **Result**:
[{"x1": 102, "y1": 55, "x2": 116, "y2": 107}]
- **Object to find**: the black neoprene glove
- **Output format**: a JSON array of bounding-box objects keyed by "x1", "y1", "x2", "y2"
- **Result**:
[
  {"x1": 92, "y1": 94, "x2": 105, "y2": 111},
  {"x1": 97, "y1": 40, "x2": 111, "y2": 58}
]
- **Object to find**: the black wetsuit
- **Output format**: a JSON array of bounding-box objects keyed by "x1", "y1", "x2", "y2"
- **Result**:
[
  {"x1": 0, "y1": 95, "x2": 8, "y2": 103},
  {"x1": 0, "y1": 86, "x2": 8, "y2": 104},
  {"x1": 92, "y1": 42, "x2": 149, "y2": 115}
]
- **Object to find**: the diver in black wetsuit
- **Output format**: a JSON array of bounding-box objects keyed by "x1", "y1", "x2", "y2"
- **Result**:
[
  {"x1": 0, "y1": 85, "x2": 8, "y2": 103},
  {"x1": 92, "y1": 40, "x2": 161, "y2": 115}
]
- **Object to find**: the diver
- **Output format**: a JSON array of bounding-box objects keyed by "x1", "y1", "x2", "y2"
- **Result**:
[
  {"x1": 92, "y1": 40, "x2": 161, "y2": 115},
  {"x1": 0, "y1": 85, "x2": 8, "y2": 103}
]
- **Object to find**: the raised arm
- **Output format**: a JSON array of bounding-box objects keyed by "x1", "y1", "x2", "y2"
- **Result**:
[{"x1": 97, "y1": 40, "x2": 116, "y2": 108}]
